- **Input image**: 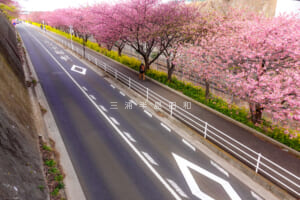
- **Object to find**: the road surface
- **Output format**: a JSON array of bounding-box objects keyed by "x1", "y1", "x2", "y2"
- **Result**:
[{"x1": 18, "y1": 24, "x2": 269, "y2": 200}]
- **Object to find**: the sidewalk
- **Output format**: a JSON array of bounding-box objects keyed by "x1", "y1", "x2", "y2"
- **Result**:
[{"x1": 42, "y1": 28, "x2": 300, "y2": 197}]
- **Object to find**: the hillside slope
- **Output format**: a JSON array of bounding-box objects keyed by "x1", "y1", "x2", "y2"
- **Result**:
[{"x1": 0, "y1": 13, "x2": 47, "y2": 200}]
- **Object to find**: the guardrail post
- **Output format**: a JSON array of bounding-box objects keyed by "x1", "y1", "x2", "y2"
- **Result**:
[
  {"x1": 204, "y1": 122, "x2": 208, "y2": 138},
  {"x1": 255, "y1": 153, "x2": 262, "y2": 173},
  {"x1": 115, "y1": 70, "x2": 118, "y2": 79},
  {"x1": 104, "y1": 65, "x2": 107, "y2": 72},
  {"x1": 170, "y1": 105, "x2": 173, "y2": 116},
  {"x1": 129, "y1": 78, "x2": 131, "y2": 88},
  {"x1": 146, "y1": 88, "x2": 149, "y2": 101}
]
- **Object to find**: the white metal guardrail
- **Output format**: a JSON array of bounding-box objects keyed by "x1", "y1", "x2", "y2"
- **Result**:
[{"x1": 46, "y1": 32, "x2": 300, "y2": 197}]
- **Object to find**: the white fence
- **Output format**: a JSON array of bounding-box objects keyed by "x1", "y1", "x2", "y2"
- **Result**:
[{"x1": 49, "y1": 33, "x2": 300, "y2": 198}]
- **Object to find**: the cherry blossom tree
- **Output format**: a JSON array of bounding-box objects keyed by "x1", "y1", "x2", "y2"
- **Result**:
[
  {"x1": 116, "y1": 0, "x2": 198, "y2": 71},
  {"x1": 220, "y1": 13, "x2": 300, "y2": 124},
  {"x1": 88, "y1": 4, "x2": 126, "y2": 56},
  {"x1": 155, "y1": 1, "x2": 199, "y2": 81},
  {"x1": 177, "y1": 9, "x2": 300, "y2": 124}
]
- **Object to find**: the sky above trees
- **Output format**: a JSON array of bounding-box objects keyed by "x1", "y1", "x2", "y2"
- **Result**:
[{"x1": 18, "y1": 0, "x2": 118, "y2": 11}]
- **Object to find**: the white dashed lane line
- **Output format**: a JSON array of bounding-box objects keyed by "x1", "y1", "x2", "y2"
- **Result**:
[
  {"x1": 251, "y1": 191, "x2": 264, "y2": 200},
  {"x1": 124, "y1": 132, "x2": 136, "y2": 143},
  {"x1": 82, "y1": 86, "x2": 88, "y2": 91},
  {"x1": 110, "y1": 117, "x2": 120, "y2": 126},
  {"x1": 182, "y1": 139, "x2": 196, "y2": 152},
  {"x1": 142, "y1": 152, "x2": 159, "y2": 166},
  {"x1": 120, "y1": 91, "x2": 126, "y2": 96},
  {"x1": 130, "y1": 100, "x2": 137, "y2": 106},
  {"x1": 110, "y1": 84, "x2": 116, "y2": 89},
  {"x1": 166, "y1": 179, "x2": 189, "y2": 199},
  {"x1": 99, "y1": 105, "x2": 107, "y2": 112},
  {"x1": 89, "y1": 95, "x2": 96, "y2": 101},
  {"x1": 210, "y1": 160, "x2": 229, "y2": 177},
  {"x1": 160, "y1": 122, "x2": 171, "y2": 132},
  {"x1": 144, "y1": 110, "x2": 152, "y2": 118}
]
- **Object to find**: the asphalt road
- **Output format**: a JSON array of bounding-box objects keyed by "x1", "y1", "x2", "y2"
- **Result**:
[
  {"x1": 18, "y1": 24, "x2": 267, "y2": 200},
  {"x1": 43, "y1": 24, "x2": 300, "y2": 197}
]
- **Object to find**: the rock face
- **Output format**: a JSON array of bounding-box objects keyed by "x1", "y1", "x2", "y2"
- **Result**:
[
  {"x1": 0, "y1": 108, "x2": 47, "y2": 200},
  {"x1": 0, "y1": 13, "x2": 47, "y2": 200},
  {"x1": 206, "y1": 0, "x2": 277, "y2": 17}
]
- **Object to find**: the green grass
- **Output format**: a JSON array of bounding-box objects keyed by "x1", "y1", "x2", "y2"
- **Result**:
[{"x1": 30, "y1": 22, "x2": 300, "y2": 151}]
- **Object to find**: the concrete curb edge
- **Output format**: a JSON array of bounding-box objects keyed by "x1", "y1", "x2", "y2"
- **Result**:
[{"x1": 19, "y1": 27, "x2": 87, "y2": 200}]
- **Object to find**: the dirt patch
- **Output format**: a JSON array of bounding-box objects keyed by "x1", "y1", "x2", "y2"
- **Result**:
[{"x1": 39, "y1": 138, "x2": 66, "y2": 200}]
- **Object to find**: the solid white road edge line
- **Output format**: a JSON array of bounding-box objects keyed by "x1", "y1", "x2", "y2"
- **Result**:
[
  {"x1": 33, "y1": 36, "x2": 182, "y2": 200},
  {"x1": 210, "y1": 160, "x2": 229, "y2": 177},
  {"x1": 142, "y1": 152, "x2": 159, "y2": 166},
  {"x1": 123, "y1": 132, "x2": 136, "y2": 143},
  {"x1": 160, "y1": 122, "x2": 171, "y2": 132},
  {"x1": 251, "y1": 191, "x2": 264, "y2": 200},
  {"x1": 182, "y1": 139, "x2": 196, "y2": 152},
  {"x1": 166, "y1": 179, "x2": 189, "y2": 199},
  {"x1": 144, "y1": 110, "x2": 152, "y2": 118}
]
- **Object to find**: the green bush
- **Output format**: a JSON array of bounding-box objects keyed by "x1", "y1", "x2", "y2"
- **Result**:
[
  {"x1": 44, "y1": 159, "x2": 56, "y2": 167},
  {"x1": 49, "y1": 167, "x2": 59, "y2": 174},
  {"x1": 42, "y1": 144, "x2": 52, "y2": 151},
  {"x1": 55, "y1": 174, "x2": 64, "y2": 182}
]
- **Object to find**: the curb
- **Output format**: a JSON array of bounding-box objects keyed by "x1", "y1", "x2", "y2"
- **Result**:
[{"x1": 19, "y1": 28, "x2": 87, "y2": 200}]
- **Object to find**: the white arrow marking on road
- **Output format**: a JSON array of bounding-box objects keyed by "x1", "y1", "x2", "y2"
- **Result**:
[
  {"x1": 251, "y1": 191, "x2": 264, "y2": 200},
  {"x1": 173, "y1": 153, "x2": 241, "y2": 200},
  {"x1": 210, "y1": 160, "x2": 229, "y2": 177},
  {"x1": 167, "y1": 179, "x2": 189, "y2": 199},
  {"x1": 71, "y1": 65, "x2": 86, "y2": 75},
  {"x1": 182, "y1": 139, "x2": 196, "y2": 152},
  {"x1": 142, "y1": 152, "x2": 159, "y2": 166}
]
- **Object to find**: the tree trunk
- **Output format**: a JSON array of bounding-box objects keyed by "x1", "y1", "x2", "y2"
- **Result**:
[
  {"x1": 167, "y1": 62, "x2": 175, "y2": 82},
  {"x1": 143, "y1": 56, "x2": 150, "y2": 71},
  {"x1": 205, "y1": 80, "x2": 210, "y2": 99},
  {"x1": 249, "y1": 102, "x2": 263, "y2": 124},
  {"x1": 118, "y1": 46, "x2": 122, "y2": 57}
]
